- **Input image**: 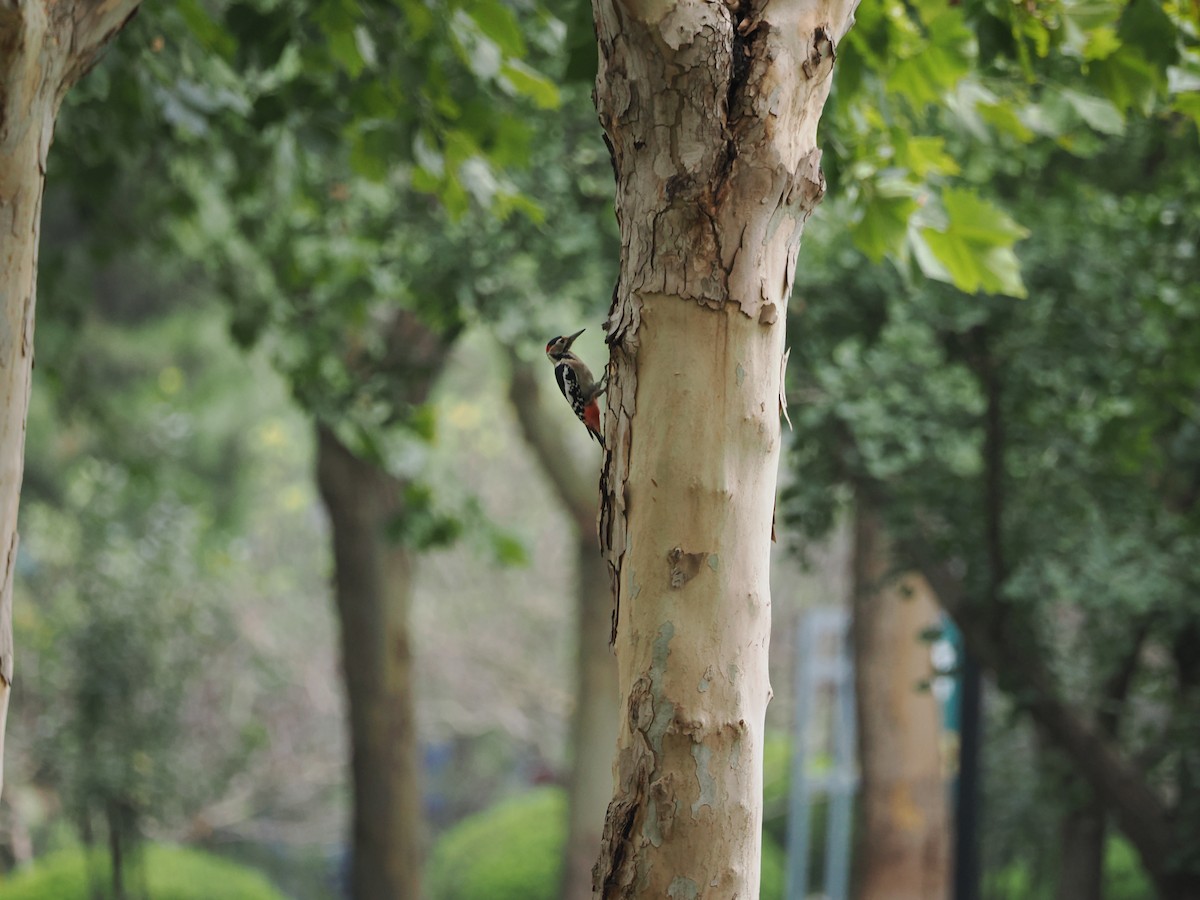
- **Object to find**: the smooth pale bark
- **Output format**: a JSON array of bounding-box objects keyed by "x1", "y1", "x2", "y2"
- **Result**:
[
  {"x1": 508, "y1": 360, "x2": 619, "y2": 900},
  {"x1": 316, "y1": 426, "x2": 423, "y2": 900},
  {"x1": 591, "y1": 0, "x2": 857, "y2": 894},
  {"x1": 0, "y1": 0, "x2": 141, "y2": 797},
  {"x1": 851, "y1": 509, "x2": 949, "y2": 900}
]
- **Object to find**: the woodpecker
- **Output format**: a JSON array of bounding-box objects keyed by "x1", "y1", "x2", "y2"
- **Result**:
[{"x1": 546, "y1": 328, "x2": 606, "y2": 447}]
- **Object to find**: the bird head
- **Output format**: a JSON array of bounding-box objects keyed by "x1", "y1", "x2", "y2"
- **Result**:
[{"x1": 545, "y1": 328, "x2": 585, "y2": 362}]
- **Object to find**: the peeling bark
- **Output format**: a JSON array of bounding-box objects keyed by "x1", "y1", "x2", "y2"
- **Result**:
[
  {"x1": 591, "y1": 0, "x2": 858, "y2": 893},
  {"x1": 0, "y1": 0, "x2": 142, "y2": 798}
]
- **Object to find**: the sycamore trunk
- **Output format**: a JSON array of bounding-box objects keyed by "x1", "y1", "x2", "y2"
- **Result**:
[
  {"x1": 590, "y1": 0, "x2": 857, "y2": 894},
  {"x1": 0, "y1": 0, "x2": 141, "y2": 798},
  {"x1": 852, "y1": 508, "x2": 950, "y2": 900}
]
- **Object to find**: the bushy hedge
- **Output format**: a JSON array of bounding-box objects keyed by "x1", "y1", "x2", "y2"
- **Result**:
[
  {"x1": 427, "y1": 785, "x2": 786, "y2": 900},
  {"x1": 0, "y1": 844, "x2": 287, "y2": 900}
]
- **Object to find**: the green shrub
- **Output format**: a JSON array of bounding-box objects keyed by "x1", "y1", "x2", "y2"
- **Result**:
[
  {"x1": 0, "y1": 844, "x2": 287, "y2": 900},
  {"x1": 426, "y1": 786, "x2": 565, "y2": 900},
  {"x1": 983, "y1": 835, "x2": 1153, "y2": 900},
  {"x1": 1103, "y1": 836, "x2": 1154, "y2": 900},
  {"x1": 427, "y1": 785, "x2": 787, "y2": 900}
]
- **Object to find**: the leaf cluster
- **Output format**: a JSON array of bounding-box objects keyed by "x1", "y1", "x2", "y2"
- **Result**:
[{"x1": 822, "y1": 0, "x2": 1199, "y2": 298}]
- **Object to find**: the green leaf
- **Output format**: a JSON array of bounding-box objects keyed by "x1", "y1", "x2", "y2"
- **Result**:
[
  {"x1": 564, "y1": 0, "x2": 599, "y2": 83},
  {"x1": 894, "y1": 134, "x2": 960, "y2": 178},
  {"x1": 492, "y1": 191, "x2": 545, "y2": 223},
  {"x1": 1059, "y1": 1, "x2": 1123, "y2": 60},
  {"x1": 349, "y1": 126, "x2": 392, "y2": 181},
  {"x1": 1059, "y1": 87, "x2": 1125, "y2": 135},
  {"x1": 889, "y1": 44, "x2": 970, "y2": 108},
  {"x1": 182, "y1": 0, "x2": 237, "y2": 58},
  {"x1": 328, "y1": 25, "x2": 364, "y2": 77},
  {"x1": 851, "y1": 193, "x2": 918, "y2": 262},
  {"x1": 1172, "y1": 92, "x2": 1200, "y2": 136},
  {"x1": 467, "y1": 0, "x2": 527, "y2": 57},
  {"x1": 976, "y1": 100, "x2": 1036, "y2": 142},
  {"x1": 1117, "y1": 0, "x2": 1180, "y2": 73},
  {"x1": 940, "y1": 188, "x2": 1029, "y2": 247},
  {"x1": 1082, "y1": 26, "x2": 1121, "y2": 62},
  {"x1": 915, "y1": 228, "x2": 1026, "y2": 298},
  {"x1": 1088, "y1": 47, "x2": 1163, "y2": 114},
  {"x1": 400, "y1": 0, "x2": 435, "y2": 40},
  {"x1": 407, "y1": 403, "x2": 438, "y2": 442},
  {"x1": 489, "y1": 116, "x2": 534, "y2": 168},
  {"x1": 411, "y1": 166, "x2": 443, "y2": 195},
  {"x1": 885, "y1": 5, "x2": 972, "y2": 108},
  {"x1": 500, "y1": 61, "x2": 561, "y2": 109},
  {"x1": 912, "y1": 189, "x2": 1029, "y2": 298}
]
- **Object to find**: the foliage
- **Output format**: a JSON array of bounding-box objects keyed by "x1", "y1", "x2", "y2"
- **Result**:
[
  {"x1": 983, "y1": 836, "x2": 1153, "y2": 900},
  {"x1": 784, "y1": 103, "x2": 1200, "y2": 884},
  {"x1": 11, "y1": 275, "x2": 337, "y2": 870},
  {"x1": 0, "y1": 844, "x2": 287, "y2": 900},
  {"x1": 48, "y1": 3, "x2": 614, "y2": 555},
  {"x1": 425, "y1": 786, "x2": 786, "y2": 900},
  {"x1": 16, "y1": 308, "x2": 247, "y2": 852},
  {"x1": 48, "y1": 0, "x2": 570, "y2": 464},
  {"x1": 24, "y1": 0, "x2": 614, "y2": 876},
  {"x1": 821, "y1": 0, "x2": 1198, "y2": 298}
]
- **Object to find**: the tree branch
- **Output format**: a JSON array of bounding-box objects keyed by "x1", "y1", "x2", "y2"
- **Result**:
[{"x1": 65, "y1": 0, "x2": 143, "y2": 92}]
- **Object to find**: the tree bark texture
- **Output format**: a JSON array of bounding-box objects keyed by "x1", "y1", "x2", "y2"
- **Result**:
[
  {"x1": 0, "y1": 0, "x2": 141, "y2": 798},
  {"x1": 591, "y1": 0, "x2": 857, "y2": 894},
  {"x1": 316, "y1": 426, "x2": 423, "y2": 900},
  {"x1": 851, "y1": 508, "x2": 949, "y2": 900},
  {"x1": 508, "y1": 360, "x2": 619, "y2": 900}
]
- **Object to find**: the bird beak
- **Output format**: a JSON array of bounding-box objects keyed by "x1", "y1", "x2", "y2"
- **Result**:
[{"x1": 564, "y1": 328, "x2": 585, "y2": 348}]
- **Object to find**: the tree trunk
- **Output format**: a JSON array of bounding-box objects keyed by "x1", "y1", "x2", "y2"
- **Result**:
[
  {"x1": 507, "y1": 359, "x2": 619, "y2": 900},
  {"x1": 1058, "y1": 797, "x2": 1105, "y2": 900},
  {"x1": 590, "y1": 0, "x2": 857, "y2": 894},
  {"x1": 316, "y1": 426, "x2": 423, "y2": 900},
  {"x1": 565, "y1": 552, "x2": 620, "y2": 900},
  {"x1": 0, "y1": 0, "x2": 141, "y2": 798},
  {"x1": 851, "y1": 508, "x2": 950, "y2": 900}
]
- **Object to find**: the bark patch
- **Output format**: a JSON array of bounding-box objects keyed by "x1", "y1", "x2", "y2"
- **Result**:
[
  {"x1": 667, "y1": 876, "x2": 700, "y2": 899},
  {"x1": 801, "y1": 25, "x2": 837, "y2": 81},
  {"x1": 667, "y1": 546, "x2": 707, "y2": 588},
  {"x1": 690, "y1": 743, "x2": 717, "y2": 815}
]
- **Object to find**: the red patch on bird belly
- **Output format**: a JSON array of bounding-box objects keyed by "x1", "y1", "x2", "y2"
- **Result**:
[{"x1": 584, "y1": 402, "x2": 601, "y2": 438}]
